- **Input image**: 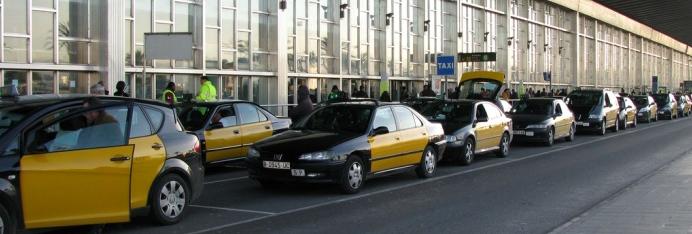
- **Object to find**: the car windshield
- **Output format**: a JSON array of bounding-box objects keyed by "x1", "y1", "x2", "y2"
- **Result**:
[
  {"x1": 511, "y1": 100, "x2": 552, "y2": 115},
  {"x1": 420, "y1": 102, "x2": 473, "y2": 122},
  {"x1": 456, "y1": 79, "x2": 501, "y2": 100},
  {"x1": 633, "y1": 96, "x2": 649, "y2": 108},
  {"x1": 177, "y1": 104, "x2": 212, "y2": 130},
  {"x1": 0, "y1": 105, "x2": 35, "y2": 137},
  {"x1": 293, "y1": 105, "x2": 372, "y2": 134},
  {"x1": 565, "y1": 92, "x2": 601, "y2": 106},
  {"x1": 652, "y1": 95, "x2": 669, "y2": 106}
]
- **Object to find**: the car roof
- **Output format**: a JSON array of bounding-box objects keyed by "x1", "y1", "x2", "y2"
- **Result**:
[
  {"x1": 0, "y1": 94, "x2": 170, "y2": 108},
  {"x1": 176, "y1": 100, "x2": 255, "y2": 107}
]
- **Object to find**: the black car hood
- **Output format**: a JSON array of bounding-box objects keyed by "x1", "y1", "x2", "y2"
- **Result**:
[
  {"x1": 568, "y1": 105, "x2": 595, "y2": 120},
  {"x1": 436, "y1": 121, "x2": 472, "y2": 134},
  {"x1": 510, "y1": 115, "x2": 550, "y2": 128},
  {"x1": 253, "y1": 130, "x2": 360, "y2": 155}
]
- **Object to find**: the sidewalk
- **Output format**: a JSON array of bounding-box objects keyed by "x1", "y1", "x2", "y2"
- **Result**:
[{"x1": 552, "y1": 151, "x2": 692, "y2": 234}]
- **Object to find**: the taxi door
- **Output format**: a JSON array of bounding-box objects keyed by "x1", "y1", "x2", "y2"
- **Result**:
[
  {"x1": 129, "y1": 106, "x2": 167, "y2": 209},
  {"x1": 237, "y1": 103, "x2": 273, "y2": 157},
  {"x1": 204, "y1": 106, "x2": 242, "y2": 162},
  {"x1": 474, "y1": 104, "x2": 494, "y2": 150},
  {"x1": 604, "y1": 93, "x2": 618, "y2": 127},
  {"x1": 21, "y1": 105, "x2": 132, "y2": 228},
  {"x1": 483, "y1": 103, "x2": 505, "y2": 147},
  {"x1": 393, "y1": 107, "x2": 429, "y2": 166},
  {"x1": 368, "y1": 107, "x2": 403, "y2": 172},
  {"x1": 554, "y1": 102, "x2": 570, "y2": 136}
]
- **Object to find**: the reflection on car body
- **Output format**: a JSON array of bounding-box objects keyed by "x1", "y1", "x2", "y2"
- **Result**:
[
  {"x1": 509, "y1": 98, "x2": 575, "y2": 146},
  {"x1": 246, "y1": 99, "x2": 446, "y2": 194},
  {"x1": 419, "y1": 99, "x2": 512, "y2": 166},
  {"x1": 0, "y1": 86, "x2": 204, "y2": 233},
  {"x1": 177, "y1": 101, "x2": 291, "y2": 164}
]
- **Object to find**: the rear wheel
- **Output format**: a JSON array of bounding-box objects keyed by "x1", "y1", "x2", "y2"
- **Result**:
[
  {"x1": 496, "y1": 133, "x2": 510, "y2": 158},
  {"x1": 565, "y1": 124, "x2": 575, "y2": 142},
  {"x1": 339, "y1": 156, "x2": 364, "y2": 194},
  {"x1": 415, "y1": 146, "x2": 436, "y2": 178},
  {"x1": 544, "y1": 127, "x2": 554, "y2": 147},
  {"x1": 457, "y1": 138, "x2": 475, "y2": 166},
  {"x1": 151, "y1": 174, "x2": 189, "y2": 225}
]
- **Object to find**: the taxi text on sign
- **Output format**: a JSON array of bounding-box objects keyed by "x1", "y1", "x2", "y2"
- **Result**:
[{"x1": 436, "y1": 55, "x2": 456, "y2": 76}]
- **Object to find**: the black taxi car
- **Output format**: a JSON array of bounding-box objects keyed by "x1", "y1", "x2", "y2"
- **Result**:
[
  {"x1": 652, "y1": 93, "x2": 678, "y2": 120},
  {"x1": 632, "y1": 95, "x2": 658, "y2": 123},
  {"x1": 565, "y1": 88, "x2": 620, "y2": 135},
  {"x1": 509, "y1": 98, "x2": 575, "y2": 146},
  {"x1": 420, "y1": 100, "x2": 512, "y2": 165},
  {"x1": 177, "y1": 101, "x2": 291, "y2": 164},
  {"x1": 0, "y1": 86, "x2": 204, "y2": 232},
  {"x1": 246, "y1": 99, "x2": 446, "y2": 194}
]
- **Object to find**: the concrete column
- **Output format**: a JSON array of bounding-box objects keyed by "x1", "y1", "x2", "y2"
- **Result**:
[
  {"x1": 572, "y1": 12, "x2": 580, "y2": 88},
  {"x1": 276, "y1": 3, "x2": 288, "y2": 115},
  {"x1": 107, "y1": 0, "x2": 125, "y2": 92}
]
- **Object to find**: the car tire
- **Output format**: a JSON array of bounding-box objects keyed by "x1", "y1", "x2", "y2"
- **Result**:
[
  {"x1": 544, "y1": 127, "x2": 554, "y2": 147},
  {"x1": 151, "y1": 174, "x2": 189, "y2": 225},
  {"x1": 259, "y1": 180, "x2": 283, "y2": 189},
  {"x1": 496, "y1": 133, "x2": 510, "y2": 158},
  {"x1": 611, "y1": 119, "x2": 619, "y2": 132},
  {"x1": 646, "y1": 114, "x2": 651, "y2": 123},
  {"x1": 598, "y1": 120, "x2": 607, "y2": 135},
  {"x1": 654, "y1": 114, "x2": 658, "y2": 122},
  {"x1": 0, "y1": 203, "x2": 16, "y2": 234},
  {"x1": 458, "y1": 138, "x2": 475, "y2": 166},
  {"x1": 620, "y1": 117, "x2": 627, "y2": 130},
  {"x1": 565, "y1": 124, "x2": 575, "y2": 142},
  {"x1": 631, "y1": 116, "x2": 637, "y2": 128},
  {"x1": 339, "y1": 156, "x2": 364, "y2": 194},
  {"x1": 415, "y1": 146, "x2": 436, "y2": 178}
]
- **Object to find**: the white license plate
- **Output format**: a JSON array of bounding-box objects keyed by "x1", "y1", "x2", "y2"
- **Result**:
[
  {"x1": 525, "y1": 131, "x2": 534, "y2": 136},
  {"x1": 513, "y1": 130, "x2": 525, "y2": 135},
  {"x1": 263, "y1": 161, "x2": 290, "y2": 169},
  {"x1": 637, "y1": 113, "x2": 643, "y2": 116},
  {"x1": 576, "y1": 121, "x2": 583, "y2": 125},
  {"x1": 291, "y1": 169, "x2": 305, "y2": 177},
  {"x1": 582, "y1": 123, "x2": 589, "y2": 126},
  {"x1": 659, "y1": 111, "x2": 665, "y2": 114}
]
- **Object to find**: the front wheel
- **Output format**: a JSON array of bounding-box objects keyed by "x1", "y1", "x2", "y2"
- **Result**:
[
  {"x1": 457, "y1": 138, "x2": 475, "y2": 166},
  {"x1": 415, "y1": 146, "x2": 436, "y2": 178},
  {"x1": 565, "y1": 124, "x2": 575, "y2": 142},
  {"x1": 544, "y1": 127, "x2": 554, "y2": 147},
  {"x1": 0, "y1": 203, "x2": 16, "y2": 234},
  {"x1": 654, "y1": 114, "x2": 658, "y2": 122},
  {"x1": 598, "y1": 120, "x2": 607, "y2": 135},
  {"x1": 620, "y1": 117, "x2": 627, "y2": 130},
  {"x1": 151, "y1": 174, "x2": 189, "y2": 225},
  {"x1": 611, "y1": 119, "x2": 619, "y2": 132},
  {"x1": 631, "y1": 116, "x2": 637, "y2": 128},
  {"x1": 496, "y1": 133, "x2": 510, "y2": 158},
  {"x1": 339, "y1": 156, "x2": 364, "y2": 194}
]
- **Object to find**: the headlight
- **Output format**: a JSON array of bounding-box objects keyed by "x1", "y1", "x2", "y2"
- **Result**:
[
  {"x1": 298, "y1": 151, "x2": 336, "y2": 160},
  {"x1": 588, "y1": 114, "x2": 600, "y2": 119},
  {"x1": 247, "y1": 147, "x2": 260, "y2": 158},
  {"x1": 526, "y1": 124, "x2": 548, "y2": 129},
  {"x1": 444, "y1": 135, "x2": 457, "y2": 142},
  {"x1": 639, "y1": 108, "x2": 649, "y2": 113}
]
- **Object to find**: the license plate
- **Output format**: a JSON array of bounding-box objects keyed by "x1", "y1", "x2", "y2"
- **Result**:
[
  {"x1": 582, "y1": 122, "x2": 589, "y2": 127},
  {"x1": 291, "y1": 169, "x2": 305, "y2": 177},
  {"x1": 525, "y1": 131, "x2": 534, "y2": 136},
  {"x1": 263, "y1": 161, "x2": 290, "y2": 169},
  {"x1": 637, "y1": 113, "x2": 643, "y2": 116},
  {"x1": 513, "y1": 130, "x2": 525, "y2": 135},
  {"x1": 576, "y1": 121, "x2": 583, "y2": 125},
  {"x1": 659, "y1": 111, "x2": 664, "y2": 114}
]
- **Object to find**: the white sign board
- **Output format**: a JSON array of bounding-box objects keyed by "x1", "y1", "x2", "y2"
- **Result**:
[
  {"x1": 144, "y1": 33, "x2": 193, "y2": 60},
  {"x1": 432, "y1": 76, "x2": 443, "y2": 95}
]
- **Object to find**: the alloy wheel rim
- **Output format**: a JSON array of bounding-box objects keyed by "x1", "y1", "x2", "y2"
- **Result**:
[
  {"x1": 570, "y1": 125, "x2": 575, "y2": 138},
  {"x1": 548, "y1": 129, "x2": 553, "y2": 144},
  {"x1": 348, "y1": 162, "x2": 363, "y2": 189},
  {"x1": 601, "y1": 121, "x2": 606, "y2": 134},
  {"x1": 159, "y1": 181, "x2": 186, "y2": 219},
  {"x1": 465, "y1": 141, "x2": 474, "y2": 161},
  {"x1": 502, "y1": 135, "x2": 509, "y2": 154},
  {"x1": 424, "y1": 150, "x2": 435, "y2": 173}
]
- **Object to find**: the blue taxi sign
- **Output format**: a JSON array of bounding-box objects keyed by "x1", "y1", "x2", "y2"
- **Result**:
[{"x1": 436, "y1": 56, "x2": 456, "y2": 76}]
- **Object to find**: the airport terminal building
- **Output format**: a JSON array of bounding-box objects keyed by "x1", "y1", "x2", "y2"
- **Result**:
[{"x1": 1, "y1": 0, "x2": 690, "y2": 114}]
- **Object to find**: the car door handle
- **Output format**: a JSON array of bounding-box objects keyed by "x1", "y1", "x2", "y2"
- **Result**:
[
  {"x1": 110, "y1": 156, "x2": 131, "y2": 161},
  {"x1": 233, "y1": 130, "x2": 240, "y2": 134},
  {"x1": 395, "y1": 137, "x2": 400, "y2": 141},
  {"x1": 265, "y1": 126, "x2": 270, "y2": 130},
  {"x1": 421, "y1": 132, "x2": 427, "y2": 136},
  {"x1": 152, "y1": 144, "x2": 164, "y2": 149}
]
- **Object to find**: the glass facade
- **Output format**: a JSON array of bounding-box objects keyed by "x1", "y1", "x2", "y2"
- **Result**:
[{"x1": 0, "y1": 0, "x2": 690, "y2": 115}]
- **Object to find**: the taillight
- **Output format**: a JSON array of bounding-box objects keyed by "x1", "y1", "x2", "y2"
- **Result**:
[{"x1": 194, "y1": 140, "x2": 201, "y2": 154}]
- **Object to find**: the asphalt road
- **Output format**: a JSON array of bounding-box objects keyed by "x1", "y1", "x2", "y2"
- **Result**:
[{"x1": 47, "y1": 116, "x2": 692, "y2": 234}]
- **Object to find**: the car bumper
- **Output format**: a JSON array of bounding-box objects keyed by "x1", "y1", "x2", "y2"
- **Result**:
[
  {"x1": 442, "y1": 140, "x2": 465, "y2": 159},
  {"x1": 658, "y1": 110, "x2": 672, "y2": 117},
  {"x1": 246, "y1": 158, "x2": 346, "y2": 184},
  {"x1": 511, "y1": 128, "x2": 549, "y2": 142},
  {"x1": 636, "y1": 112, "x2": 650, "y2": 121},
  {"x1": 574, "y1": 119, "x2": 603, "y2": 131}
]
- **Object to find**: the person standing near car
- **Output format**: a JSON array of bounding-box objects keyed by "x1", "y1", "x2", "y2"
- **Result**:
[
  {"x1": 328, "y1": 85, "x2": 340, "y2": 100},
  {"x1": 289, "y1": 85, "x2": 313, "y2": 123},
  {"x1": 196, "y1": 76, "x2": 217, "y2": 101},
  {"x1": 113, "y1": 81, "x2": 130, "y2": 97},
  {"x1": 162, "y1": 82, "x2": 177, "y2": 104}
]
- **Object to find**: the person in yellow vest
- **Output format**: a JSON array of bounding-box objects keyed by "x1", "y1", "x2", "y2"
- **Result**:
[
  {"x1": 196, "y1": 76, "x2": 217, "y2": 101},
  {"x1": 161, "y1": 82, "x2": 177, "y2": 104}
]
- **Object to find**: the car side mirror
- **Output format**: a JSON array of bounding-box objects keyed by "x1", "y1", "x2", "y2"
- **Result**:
[
  {"x1": 476, "y1": 117, "x2": 489, "y2": 123},
  {"x1": 207, "y1": 122, "x2": 224, "y2": 130},
  {"x1": 29, "y1": 144, "x2": 48, "y2": 154},
  {"x1": 371, "y1": 126, "x2": 389, "y2": 136}
]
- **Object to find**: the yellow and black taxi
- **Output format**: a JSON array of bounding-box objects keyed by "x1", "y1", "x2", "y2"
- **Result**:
[
  {"x1": 632, "y1": 95, "x2": 658, "y2": 123},
  {"x1": 565, "y1": 88, "x2": 620, "y2": 135},
  {"x1": 508, "y1": 98, "x2": 575, "y2": 146},
  {"x1": 177, "y1": 101, "x2": 291, "y2": 164},
  {"x1": 0, "y1": 86, "x2": 204, "y2": 233},
  {"x1": 675, "y1": 94, "x2": 691, "y2": 117},
  {"x1": 652, "y1": 93, "x2": 678, "y2": 120},
  {"x1": 419, "y1": 99, "x2": 512, "y2": 165},
  {"x1": 245, "y1": 99, "x2": 446, "y2": 194},
  {"x1": 453, "y1": 71, "x2": 507, "y2": 109},
  {"x1": 617, "y1": 95, "x2": 637, "y2": 129}
]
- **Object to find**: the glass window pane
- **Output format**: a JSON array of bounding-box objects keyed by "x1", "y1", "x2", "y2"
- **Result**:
[
  {"x1": 393, "y1": 106, "x2": 416, "y2": 130},
  {"x1": 320, "y1": 58, "x2": 334, "y2": 74},
  {"x1": 33, "y1": 11, "x2": 55, "y2": 63},
  {"x1": 221, "y1": 9, "x2": 235, "y2": 49},
  {"x1": 206, "y1": 28, "x2": 219, "y2": 69},
  {"x1": 135, "y1": 73, "x2": 152, "y2": 99},
  {"x1": 32, "y1": 71, "x2": 54, "y2": 94},
  {"x1": 4, "y1": 71, "x2": 27, "y2": 95},
  {"x1": 143, "y1": 107, "x2": 164, "y2": 133},
  {"x1": 59, "y1": 0, "x2": 88, "y2": 38},
  {"x1": 297, "y1": 56, "x2": 307, "y2": 73},
  {"x1": 58, "y1": 71, "x2": 89, "y2": 94},
  {"x1": 174, "y1": 74, "x2": 197, "y2": 99},
  {"x1": 206, "y1": 0, "x2": 218, "y2": 26},
  {"x1": 5, "y1": 1, "x2": 27, "y2": 34},
  {"x1": 253, "y1": 76, "x2": 276, "y2": 105},
  {"x1": 237, "y1": 77, "x2": 250, "y2": 101},
  {"x1": 125, "y1": 0, "x2": 132, "y2": 17},
  {"x1": 251, "y1": 0, "x2": 269, "y2": 12},
  {"x1": 124, "y1": 20, "x2": 132, "y2": 66},
  {"x1": 252, "y1": 13, "x2": 269, "y2": 51},
  {"x1": 287, "y1": 37, "x2": 295, "y2": 72},
  {"x1": 237, "y1": 32, "x2": 250, "y2": 70},
  {"x1": 238, "y1": 103, "x2": 260, "y2": 124},
  {"x1": 252, "y1": 53, "x2": 268, "y2": 71},
  {"x1": 221, "y1": 0, "x2": 235, "y2": 7},
  {"x1": 58, "y1": 41, "x2": 89, "y2": 64},
  {"x1": 222, "y1": 51, "x2": 235, "y2": 70},
  {"x1": 155, "y1": 0, "x2": 170, "y2": 21},
  {"x1": 154, "y1": 74, "x2": 170, "y2": 100},
  {"x1": 135, "y1": 0, "x2": 152, "y2": 43},
  {"x1": 130, "y1": 106, "x2": 153, "y2": 138},
  {"x1": 3, "y1": 37, "x2": 28, "y2": 63},
  {"x1": 34, "y1": 0, "x2": 54, "y2": 8},
  {"x1": 237, "y1": 1, "x2": 249, "y2": 30},
  {"x1": 309, "y1": 39, "x2": 318, "y2": 73},
  {"x1": 221, "y1": 76, "x2": 235, "y2": 99},
  {"x1": 373, "y1": 107, "x2": 397, "y2": 132}
]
